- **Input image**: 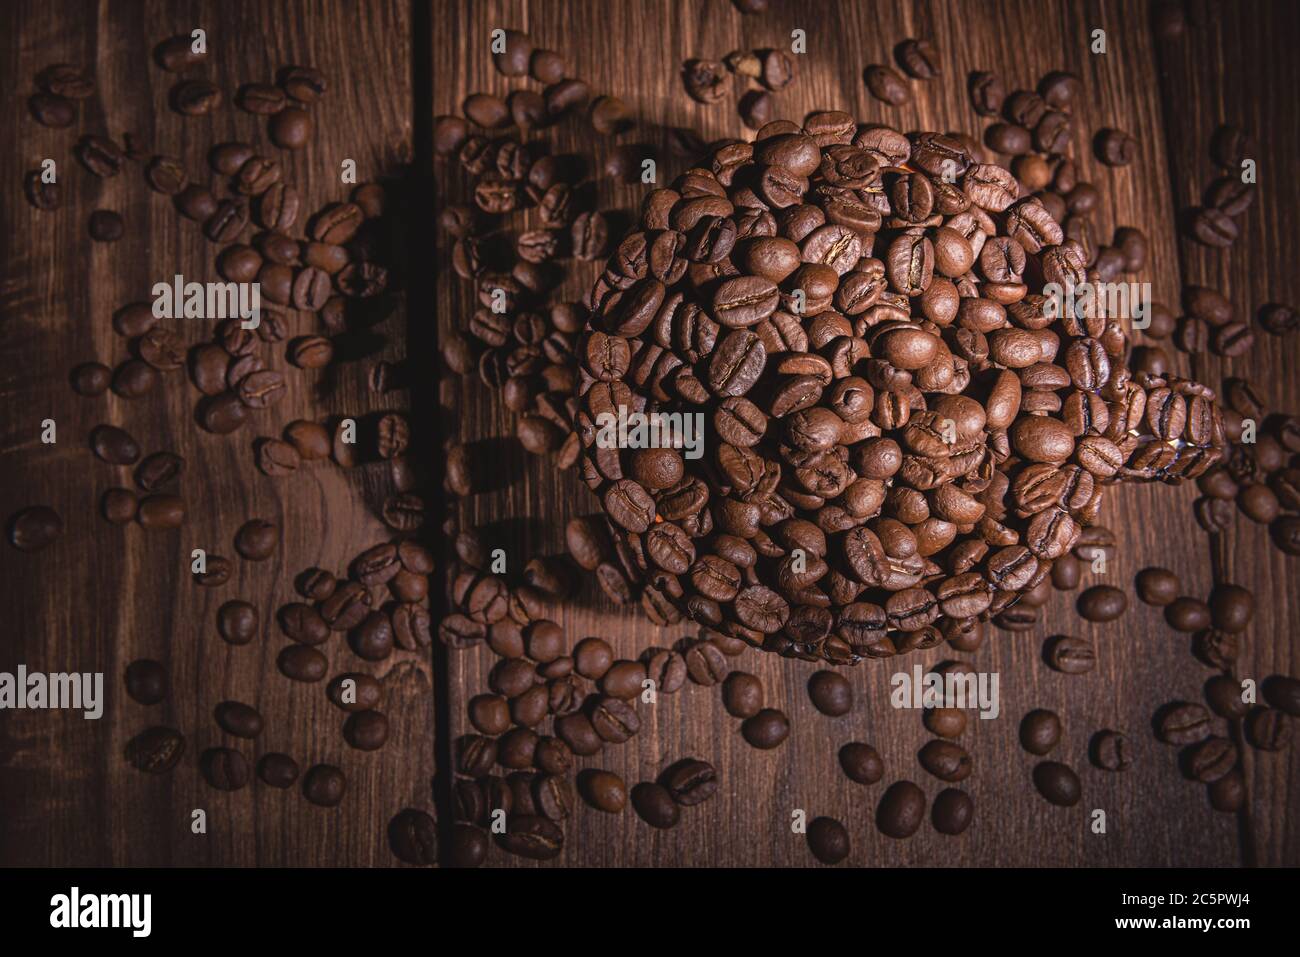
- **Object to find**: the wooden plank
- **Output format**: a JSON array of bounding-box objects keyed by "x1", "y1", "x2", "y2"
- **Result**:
[
  {"x1": 0, "y1": 0, "x2": 426, "y2": 865},
  {"x1": 433, "y1": 0, "x2": 1294, "y2": 866},
  {"x1": 1149, "y1": 0, "x2": 1300, "y2": 868}
]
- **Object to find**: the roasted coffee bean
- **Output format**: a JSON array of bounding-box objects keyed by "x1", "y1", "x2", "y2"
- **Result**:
[
  {"x1": 124, "y1": 659, "x2": 167, "y2": 705},
  {"x1": 1184, "y1": 735, "x2": 1237, "y2": 783},
  {"x1": 228, "y1": 517, "x2": 277, "y2": 560},
  {"x1": 343, "y1": 710, "x2": 389, "y2": 751},
  {"x1": 8, "y1": 505, "x2": 63, "y2": 552},
  {"x1": 722, "y1": 671, "x2": 763, "y2": 718},
  {"x1": 806, "y1": 816, "x2": 850, "y2": 865},
  {"x1": 931, "y1": 788, "x2": 973, "y2": 835},
  {"x1": 865, "y1": 64, "x2": 909, "y2": 105},
  {"x1": 24, "y1": 170, "x2": 61, "y2": 210},
  {"x1": 497, "y1": 815, "x2": 562, "y2": 860},
  {"x1": 1095, "y1": 128, "x2": 1137, "y2": 166},
  {"x1": 1157, "y1": 702, "x2": 1212, "y2": 745},
  {"x1": 280, "y1": 65, "x2": 327, "y2": 102},
  {"x1": 201, "y1": 747, "x2": 250, "y2": 790},
  {"x1": 171, "y1": 79, "x2": 223, "y2": 116},
  {"x1": 577, "y1": 769, "x2": 627, "y2": 813},
  {"x1": 1020, "y1": 709, "x2": 1062, "y2": 755},
  {"x1": 1032, "y1": 761, "x2": 1081, "y2": 806},
  {"x1": 126, "y1": 726, "x2": 185, "y2": 773},
  {"x1": 1165, "y1": 596, "x2": 1211, "y2": 633},
  {"x1": 631, "y1": 782, "x2": 679, "y2": 829},
  {"x1": 1077, "y1": 585, "x2": 1126, "y2": 622},
  {"x1": 302, "y1": 764, "x2": 346, "y2": 806},
  {"x1": 75, "y1": 135, "x2": 125, "y2": 177},
  {"x1": 683, "y1": 59, "x2": 727, "y2": 103},
  {"x1": 1135, "y1": 567, "x2": 1179, "y2": 606},
  {"x1": 1044, "y1": 635, "x2": 1095, "y2": 674},
  {"x1": 876, "y1": 781, "x2": 925, "y2": 838},
  {"x1": 257, "y1": 753, "x2": 300, "y2": 789},
  {"x1": 1090, "y1": 730, "x2": 1132, "y2": 772},
  {"x1": 387, "y1": 808, "x2": 437, "y2": 865},
  {"x1": 214, "y1": 700, "x2": 263, "y2": 739},
  {"x1": 661, "y1": 758, "x2": 717, "y2": 805},
  {"x1": 807, "y1": 670, "x2": 852, "y2": 716},
  {"x1": 1245, "y1": 707, "x2": 1290, "y2": 751},
  {"x1": 741, "y1": 708, "x2": 789, "y2": 749}
]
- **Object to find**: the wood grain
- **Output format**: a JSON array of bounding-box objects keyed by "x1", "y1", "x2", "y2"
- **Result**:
[
  {"x1": 0, "y1": 0, "x2": 430, "y2": 866},
  {"x1": 433, "y1": 0, "x2": 1299, "y2": 866},
  {"x1": 2, "y1": 0, "x2": 1295, "y2": 870}
]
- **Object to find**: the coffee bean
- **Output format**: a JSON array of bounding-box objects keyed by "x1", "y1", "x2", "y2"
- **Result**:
[
  {"x1": 877, "y1": 781, "x2": 926, "y2": 838},
  {"x1": 1183, "y1": 735, "x2": 1236, "y2": 783},
  {"x1": 217, "y1": 600, "x2": 258, "y2": 645},
  {"x1": 1095, "y1": 128, "x2": 1137, "y2": 166},
  {"x1": 1245, "y1": 707, "x2": 1290, "y2": 751},
  {"x1": 343, "y1": 710, "x2": 389, "y2": 751},
  {"x1": 201, "y1": 747, "x2": 249, "y2": 790},
  {"x1": 683, "y1": 59, "x2": 727, "y2": 103},
  {"x1": 1032, "y1": 761, "x2": 1081, "y2": 806},
  {"x1": 1165, "y1": 597, "x2": 1211, "y2": 633},
  {"x1": 256, "y1": 753, "x2": 299, "y2": 789},
  {"x1": 171, "y1": 79, "x2": 223, "y2": 116},
  {"x1": 124, "y1": 659, "x2": 167, "y2": 705},
  {"x1": 918, "y1": 739, "x2": 972, "y2": 782},
  {"x1": 969, "y1": 71, "x2": 1005, "y2": 116},
  {"x1": 75, "y1": 135, "x2": 125, "y2": 177},
  {"x1": 8, "y1": 505, "x2": 63, "y2": 551},
  {"x1": 807, "y1": 670, "x2": 852, "y2": 716},
  {"x1": 895, "y1": 37, "x2": 940, "y2": 79},
  {"x1": 302, "y1": 764, "x2": 346, "y2": 806},
  {"x1": 1135, "y1": 567, "x2": 1179, "y2": 606},
  {"x1": 125, "y1": 726, "x2": 185, "y2": 773},
  {"x1": 1156, "y1": 702, "x2": 1212, "y2": 745},
  {"x1": 278, "y1": 645, "x2": 327, "y2": 682},
  {"x1": 1044, "y1": 635, "x2": 1095, "y2": 674},
  {"x1": 630, "y1": 782, "x2": 679, "y2": 829},
  {"x1": 741, "y1": 708, "x2": 789, "y2": 749},
  {"x1": 1189, "y1": 207, "x2": 1238, "y2": 247},
  {"x1": 24, "y1": 170, "x2": 61, "y2": 210},
  {"x1": 929, "y1": 788, "x2": 972, "y2": 835},
  {"x1": 838, "y1": 742, "x2": 884, "y2": 784},
  {"x1": 498, "y1": 815, "x2": 562, "y2": 860},
  {"x1": 214, "y1": 700, "x2": 263, "y2": 739},
  {"x1": 1020, "y1": 709, "x2": 1062, "y2": 755},
  {"x1": 722, "y1": 671, "x2": 763, "y2": 718},
  {"x1": 661, "y1": 758, "x2": 717, "y2": 805},
  {"x1": 1078, "y1": 585, "x2": 1127, "y2": 622},
  {"x1": 806, "y1": 816, "x2": 850, "y2": 864},
  {"x1": 1089, "y1": 730, "x2": 1132, "y2": 772},
  {"x1": 577, "y1": 769, "x2": 627, "y2": 813},
  {"x1": 864, "y1": 64, "x2": 909, "y2": 105},
  {"x1": 90, "y1": 424, "x2": 140, "y2": 465}
]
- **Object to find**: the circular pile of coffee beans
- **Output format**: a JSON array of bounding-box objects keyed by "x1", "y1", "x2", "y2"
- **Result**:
[{"x1": 573, "y1": 120, "x2": 1227, "y2": 664}]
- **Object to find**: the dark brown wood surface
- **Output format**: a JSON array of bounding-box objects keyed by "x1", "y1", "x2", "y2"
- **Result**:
[
  {"x1": 1, "y1": 0, "x2": 1295, "y2": 869},
  {"x1": 433, "y1": 0, "x2": 1299, "y2": 867},
  {"x1": 0, "y1": 0, "x2": 431, "y2": 866}
]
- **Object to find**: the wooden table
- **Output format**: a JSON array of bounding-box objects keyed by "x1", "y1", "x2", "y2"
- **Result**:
[{"x1": 1, "y1": 0, "x2": 1296, "y2": 867}]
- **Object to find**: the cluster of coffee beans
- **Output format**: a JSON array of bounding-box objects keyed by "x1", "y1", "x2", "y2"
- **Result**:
[
  {"x1": 682, "y1": 46, "x2": 798, "y2": 131},
  {"x1": 864, "y1": 37, "x2": 941, "y2": 106},
  {"x1": 1185, "y1": 124, "x2": 1254, "y2": 248},
  {"x1": 572, "y1": 117, "x2": 1226, "y2": 664},
  {"x1": 1131, "y1": 570, "x2": 1295, "y2": 810},
  {"x1": 435, "y1": 27, "x2": 637, "y2": 470},
  {"x1": 1191, "y1": 379, "x2": 1300, "y2": 552},
  {"x1": 968, "y1": 65, "x2": 1156, "y2": 297}
]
